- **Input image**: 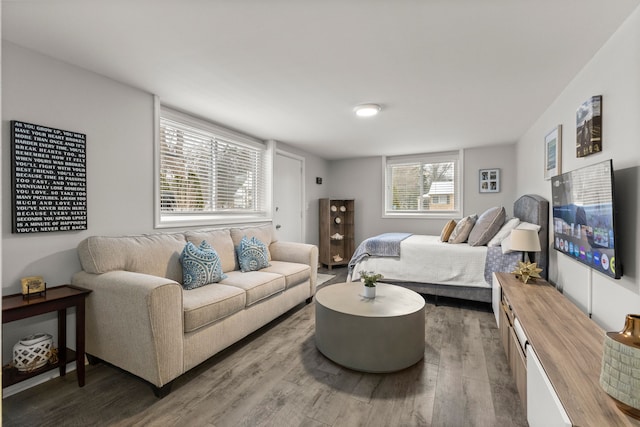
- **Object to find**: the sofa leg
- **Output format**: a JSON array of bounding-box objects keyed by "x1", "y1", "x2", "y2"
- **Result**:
[
  {"x1": 305, "y1": 296, "x2": 313, "y2": 304},
  {"x1": 151, "y1": 381, "x2": 174, "y2": 398}
]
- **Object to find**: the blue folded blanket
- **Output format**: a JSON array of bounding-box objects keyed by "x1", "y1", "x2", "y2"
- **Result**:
[{"x1": 348, "y1": 232, "x2": 413, "y2": 274}]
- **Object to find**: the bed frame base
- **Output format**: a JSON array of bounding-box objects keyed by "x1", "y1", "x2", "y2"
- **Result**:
[{"x1": 385, "y1": 281, "x2": 492, "y2": 304}]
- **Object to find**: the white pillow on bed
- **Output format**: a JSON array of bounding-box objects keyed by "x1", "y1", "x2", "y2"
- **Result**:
[
  {"x1": 501, "y1": 221, "x2": 542, "y2": 253},
  {"x1": 487, "y1": 217, "x2": 520, "y2": 247}
]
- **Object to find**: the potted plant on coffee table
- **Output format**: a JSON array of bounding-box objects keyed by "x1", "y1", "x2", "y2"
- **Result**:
[{"x1": 359, "y1": 270, "x2": 383, "y2": 299}]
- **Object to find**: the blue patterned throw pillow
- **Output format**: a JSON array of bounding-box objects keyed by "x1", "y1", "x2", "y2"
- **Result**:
[
  {"x1": 180, "y1": 241, "x2": 227, "y2": 290},
  {"x1": 236, "y1": 236, "x2": 270, "y2": 272}
]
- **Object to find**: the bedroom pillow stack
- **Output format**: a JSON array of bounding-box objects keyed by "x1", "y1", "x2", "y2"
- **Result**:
[
  {"x1": 444, "y1": 206, "x2": 509, "y2": 245},
  {"x1": 467, "y1": 206, "x2": 506, "y2": 246}
]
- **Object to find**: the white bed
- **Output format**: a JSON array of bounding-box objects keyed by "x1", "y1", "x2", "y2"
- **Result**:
[
  {"x1": 347, "y1": 194, "x2": 549, "y2": 303},
  {"x1": 351, "y1": 235, "x2": 490, "y2": 288}
]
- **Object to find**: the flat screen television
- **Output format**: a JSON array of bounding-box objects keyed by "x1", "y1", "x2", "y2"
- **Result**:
[{"x1": 551, "y1": 159, "x2": 621, "y2": 279}]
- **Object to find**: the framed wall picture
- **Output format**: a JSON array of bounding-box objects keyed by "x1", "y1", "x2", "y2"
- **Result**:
[
  {"x1": 576, "y1": 95, "x2": 602, "y2": 157},
  {"x1": 11, "y1": 120, "x2": 87, "y2": 233},
  {"x1": 479, "y1": 168, "x2": 500, "y2": 193},
  {"x1": 544, "y1": 125, "x2": 562, "y2": 180}
]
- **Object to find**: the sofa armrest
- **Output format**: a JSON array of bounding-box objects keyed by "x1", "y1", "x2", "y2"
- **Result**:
[
  {"x1": 269, "y1": 241, "x2": 319, "y2": 291},
  {"x1": 71, "y1": 270, "x2": 184, "y2": 388}
]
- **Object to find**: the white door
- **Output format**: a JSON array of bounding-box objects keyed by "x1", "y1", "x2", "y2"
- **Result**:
[{"x1": 273, "y1": 151, "x2": 304, "y2": 242}]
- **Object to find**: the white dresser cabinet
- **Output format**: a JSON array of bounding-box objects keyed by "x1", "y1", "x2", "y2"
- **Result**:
[{"x1": 526, "y1": 346, "x2": 571, "y2": 427}]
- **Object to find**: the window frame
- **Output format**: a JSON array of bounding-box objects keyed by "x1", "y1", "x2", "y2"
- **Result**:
[
  {"x1": 154, "y1": 99, "x2": 273, "y2": 228},
  {"x1": 381, "y1": 149, "x2": 464, "y2": 219}
]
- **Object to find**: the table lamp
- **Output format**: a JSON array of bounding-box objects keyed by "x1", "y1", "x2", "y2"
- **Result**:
[{"x1": 510, "y1": 228, "x2": 542, "y2": 283}]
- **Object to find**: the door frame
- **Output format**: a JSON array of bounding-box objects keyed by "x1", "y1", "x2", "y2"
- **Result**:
[{"x1": 274, "y1": 149, "x2": 306, "y2": 242}]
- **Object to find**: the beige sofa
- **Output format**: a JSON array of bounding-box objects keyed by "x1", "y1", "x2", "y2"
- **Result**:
[{"x1": 71, "y1": 224, "x2": 318, "y2": 397}]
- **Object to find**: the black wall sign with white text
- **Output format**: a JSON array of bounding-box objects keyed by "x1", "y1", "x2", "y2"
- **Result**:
[{"x1": 11, "y1": 120, "x2": 87, "y2": 233}]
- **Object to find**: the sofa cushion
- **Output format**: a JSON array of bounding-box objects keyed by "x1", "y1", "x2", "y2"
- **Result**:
[
  {"x1": 185, "y1": 228, "x2": 236, "y2": 273},
  {"x1": 180, "y1": 241, "x2": 227, "y2": 290},
  {"x1": 182, "y1": 284, "x2": 246, "y2": 332},
  {"x1": 221, "y1": 271, "x2": 285, "y2": 306},
  {"x1": 77, "y1": 233, "x2": 186, "y2": 282},
  {"x1": 262, "y1": 261, "x2": 310, "y2": 289},
  {"x1": 236, "y1": 236, "x2": 271, "y2": 272}
]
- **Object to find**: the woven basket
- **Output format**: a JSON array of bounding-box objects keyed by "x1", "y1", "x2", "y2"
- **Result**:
[{"x1": 13, "y1": 333, "x2": 53, "y2": 372}]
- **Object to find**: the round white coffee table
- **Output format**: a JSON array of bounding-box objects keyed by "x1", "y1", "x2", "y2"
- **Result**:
[{"x1": 315, "y1": 282, "x2": 425, "y2": 373}]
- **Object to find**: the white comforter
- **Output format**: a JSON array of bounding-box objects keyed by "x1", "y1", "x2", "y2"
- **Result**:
[{"x1": 350, "y1": 234, "x2": 489, "y2": 288}]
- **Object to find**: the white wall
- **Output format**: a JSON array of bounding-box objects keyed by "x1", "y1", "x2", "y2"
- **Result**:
[
  {"x1": 327, "y1": 143, "x2": 517, "y2": 245},
  {"x1": 464, "y1": 144, "x2": 518, "y2": 218},
  {"x1": 2, "y1": 42, "x2": 158, "y2": 362},
  {"x1": 0, "y1": 42, "x2": 161, "y2": 393},
  {"x1": 0, "y1": 45, "x2": 155, "y2": 390},
  {"x1": 514, "y1": 6, "x2": 640, "y2": 330}
]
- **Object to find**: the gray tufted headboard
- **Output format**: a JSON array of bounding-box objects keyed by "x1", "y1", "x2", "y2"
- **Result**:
[{"x1": 514, "y1": 194, "x2": 549, "y2": 279}]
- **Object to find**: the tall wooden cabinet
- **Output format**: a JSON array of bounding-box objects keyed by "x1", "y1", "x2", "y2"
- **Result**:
[{"x1": 319, "y1": 199, "x2": 354, "y2": 269}]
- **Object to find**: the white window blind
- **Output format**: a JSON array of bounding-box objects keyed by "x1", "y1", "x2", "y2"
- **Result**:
[
  {"x1": 157, "y1": 106, "x2": 270, "y2": 226},
  {"x1": 384, "y1": 150, "x2": 462, "y2": 217}
]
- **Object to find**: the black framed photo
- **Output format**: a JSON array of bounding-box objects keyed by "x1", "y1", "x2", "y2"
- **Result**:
[
  {"x1": 11, "y1": 120, "x2": 87, "y2": 233},
  {"x1": 479, "y1": 168, "x2": 500, "y2": 193}
]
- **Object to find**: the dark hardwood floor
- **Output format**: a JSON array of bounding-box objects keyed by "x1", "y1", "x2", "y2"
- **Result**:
[{"x1": 2, "y1": 267, "x2": 526, "y2": 426}]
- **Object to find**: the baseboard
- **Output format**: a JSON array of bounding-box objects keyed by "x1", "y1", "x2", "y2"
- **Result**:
[{"x1": 2, "y1": 362, "x2": 77, "y2": 398}]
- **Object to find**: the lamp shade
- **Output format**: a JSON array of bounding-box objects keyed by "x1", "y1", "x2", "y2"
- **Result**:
[{"x1": 509, "y1": 229, "x2": 541, "y2": 252}]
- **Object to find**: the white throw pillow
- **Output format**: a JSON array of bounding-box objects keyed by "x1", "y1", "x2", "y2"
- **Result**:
[
  {"x1": 487, "y1": 218, "x2": 520, "y2": 247},
  {"x1": 516, "y1": 221, "x2": 541, "y2": 232}
]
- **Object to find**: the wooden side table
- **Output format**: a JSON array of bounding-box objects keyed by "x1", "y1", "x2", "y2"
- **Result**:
[{"x1": 2, "y1": 285, "x2": 92, "y2": 388}]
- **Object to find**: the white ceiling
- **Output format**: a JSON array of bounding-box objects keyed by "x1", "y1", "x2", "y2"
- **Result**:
[{"x1": 3, "y1": 1, "x2": 639, "y2": 160}]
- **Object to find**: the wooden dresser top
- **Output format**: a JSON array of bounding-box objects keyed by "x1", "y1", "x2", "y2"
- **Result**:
[{"x1": 496, "y1": 272, "x2": 640, "y2": 427}]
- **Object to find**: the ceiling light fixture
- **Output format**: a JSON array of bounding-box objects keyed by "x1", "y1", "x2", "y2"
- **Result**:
[{"x1": 354, "y1": 103, "x2": 381, "y2": 117}]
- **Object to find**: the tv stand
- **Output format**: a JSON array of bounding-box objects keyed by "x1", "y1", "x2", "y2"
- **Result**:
[{"x1": 492, "y1": 272, "x2": 640, "y2": 426}]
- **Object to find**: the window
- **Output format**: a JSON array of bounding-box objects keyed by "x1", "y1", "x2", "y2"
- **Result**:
[
  {"x1": 383, "y1": 150, "x2": 462, "y2": 218},
  {"x1": 156, "y1": 105, "x2": 272, "y2": 227},
  {"x1": 430, "y1": 195, "x2": 450, "y2": 205}
]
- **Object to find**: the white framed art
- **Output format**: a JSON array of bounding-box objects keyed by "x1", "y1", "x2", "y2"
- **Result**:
[
  {"x1": 479, "y1": 168, "x2": 500, "y2": 193},
  {"x1": 544, "y1": 125, "x2": 562, "y2": 180}
]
